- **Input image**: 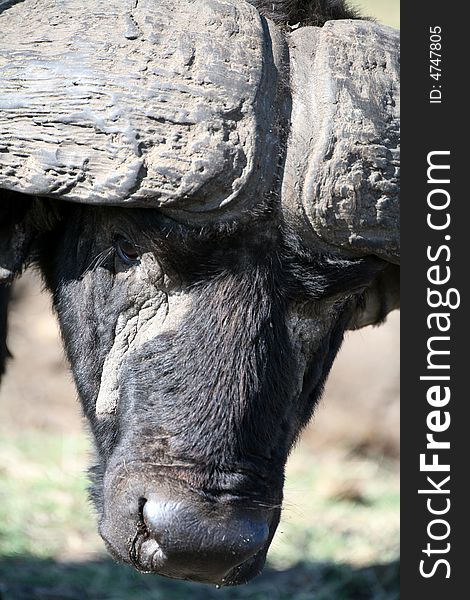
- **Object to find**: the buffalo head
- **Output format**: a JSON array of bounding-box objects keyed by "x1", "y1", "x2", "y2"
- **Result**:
[{"x1": 0, "y1": 0, "x2": 399, "y2": 586}]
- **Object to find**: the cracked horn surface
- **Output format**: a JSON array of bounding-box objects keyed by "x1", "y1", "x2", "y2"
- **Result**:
[
  {"x1": 283, "y1": 20, "x2": 400, "y2": 263},
  {"x1": 0, "y1": 0, "x2": 279, "y2": 216}
]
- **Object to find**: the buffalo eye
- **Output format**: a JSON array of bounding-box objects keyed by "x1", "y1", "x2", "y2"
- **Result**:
[{"x1": 115, "y1": 236, "x2": 140, "y2": 266}]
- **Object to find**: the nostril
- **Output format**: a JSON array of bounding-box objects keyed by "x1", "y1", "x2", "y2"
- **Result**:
[
  {"x1": 135, "y1": 497, "x2": 149, "y2": 539},
  {"x1": 129, "y1": 497, "x2": 168, "y2": 573},
  {"x1": 137, "y1": 497, "x2": 147, "y2": 523}
]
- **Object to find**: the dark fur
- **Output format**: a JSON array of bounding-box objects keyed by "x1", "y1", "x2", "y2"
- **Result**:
[
  {"x1": 0, "y1": 195, "x2": 385, "y2": 583},
  {"x1": 0, "y1": 194, "x2": 35, "y2": 380},
  {"x1": 1, "y1": 194, "x2": 384, "y2": 503},
  {"x1": 250, "y1": 0, "x2": 359, "y2": 27}
]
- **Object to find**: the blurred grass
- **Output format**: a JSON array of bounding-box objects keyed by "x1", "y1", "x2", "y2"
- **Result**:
[
  {"x1": 0, "y1": 556, "x2": 399, "y2": 600},
  {"x1": 0, "y1": 431, "x2": 399, "y2": 599}
]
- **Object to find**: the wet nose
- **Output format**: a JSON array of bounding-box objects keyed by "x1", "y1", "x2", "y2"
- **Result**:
[{"x1": 138, "y1": 497, "x2": 270, "y2": 583}]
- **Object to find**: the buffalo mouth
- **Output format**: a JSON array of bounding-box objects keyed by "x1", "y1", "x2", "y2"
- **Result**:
[
  {"x1": 127, "y1": 518, "x2": 276, "y2": 586},
  {"x1": 99, "y1": 471, "x2": 282, "y2": 586}
]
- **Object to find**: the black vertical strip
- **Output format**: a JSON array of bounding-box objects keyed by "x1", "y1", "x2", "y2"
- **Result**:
[
  {"x1": 401, "y1": 3, "x2": 468, "y2": 597},
  {"x1": 0, "y1": 283, "x2": 10, "y2": 381}
]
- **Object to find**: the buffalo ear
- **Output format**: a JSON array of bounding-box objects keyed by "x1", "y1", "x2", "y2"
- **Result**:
[
  {"x1": 348, "y1": 264, "x2": 400, "y2": 330},
  {"x1": 0, "y1": 191, "x2": 36, "y2": 284},
  {"x1": 1, "y1": 190, "x2": 38, "y2": 381}
]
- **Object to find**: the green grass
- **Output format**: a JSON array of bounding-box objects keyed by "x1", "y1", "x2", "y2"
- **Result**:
[{"x1": 0, "y1": 431, "x2": 399, "y2": 599}]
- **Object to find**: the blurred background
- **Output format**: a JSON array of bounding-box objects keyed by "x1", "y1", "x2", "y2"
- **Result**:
[{"x1": 0, "y1": 2, "x2": 399, "y2": 599}]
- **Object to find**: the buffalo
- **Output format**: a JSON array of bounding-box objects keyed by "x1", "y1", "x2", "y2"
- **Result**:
[{"x1": 0, "y1": 0, "x2": 399, "y2": 586}]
